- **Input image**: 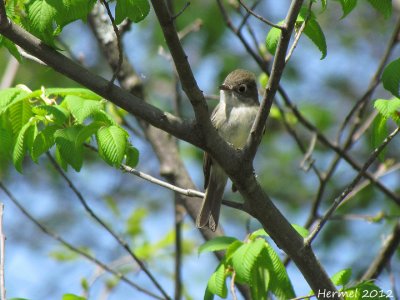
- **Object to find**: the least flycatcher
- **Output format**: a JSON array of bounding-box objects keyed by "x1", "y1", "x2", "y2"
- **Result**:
[{"x1": 196, "y1": 69, "x2": 260, "y2": 231}]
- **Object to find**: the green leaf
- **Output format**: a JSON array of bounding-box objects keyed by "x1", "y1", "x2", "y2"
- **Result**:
[
  {"x1": 292, "y1": 224, "x2": 309, "y2": 238},
  {"x1": 371, "y1": 114, "x2": 388, "y2": 161},
  {"x1": 258, "y1": 73, "x2": 269, "y2": 89},
  {"x1": 231, "y1": 239, "x2": 265, "y2": 283},
  {"x1": 47, "y1": 0, "x2": 97, "y2": 29},
  {"x1": 206, "y1": 262, "x2": 228, "y2": 298},
  {"x1": 303, "y1": 18, "x2": 327, "y2": 59},
  {"x1": 0, "y1": 129, "x2": 13, "y2": 161},
  {"x1": 265, "y1": 22, "x2": 284, "y2": 56},
  {"x1": 199, "y1": 236, "x2": 238, "y2": 255},
  {"x1": 343, "y1": 281, "x2": 386, "y2": 300},
  {"x1": 32, "y1": 125, "x2": 59, "y2": 161},
  {"x1": 250, "y1": 261, "x2": 270, "y2": 300},
  {"x1": 55, "y1": 145, "x2": 68, "y2": 171},
  {"x1": 125, "y1": 146, "x2": 139, "y2": 167},
  {"x1": 115, "y1": 0, "x2": 151, "y2": 24},
  {"x1": 62, "y1": 294, "x2": 86, "y2": 300},
  {"x1": 263, "y1": 243, "x2": 295, "y2": 299},
  {"x1": 331, "y1": 268, "x2": 352, "y2": 286},
  {"x1": 64, "y1": 95, "x2": 104, "y2": 123},
  {"x1": 26, "y1": 0, "x2": 57, "y2": 45},
  {"x1": 0, "y1": 88, "x2": 28, "y2": 113},
  {"x1": 298, "y1": 6, "x2": 327, "y2": 59},
  {"x1": 54, "y1": 125, "x2": 86, "y2": 171},
  {"x1": 339, "y1": 0, "x2": 357, "y2": 18},
  {"x1": 126, "y1": 207, "x2": 147, "y2": 237},
  {"x1": 320, "y1": 0, "x2": 327, "y2": 10},
  {"x1": 49, "y1": 248, "x2": 79, "y2": 261},
  {"x1": 382, "y1": 58, "x2": 400, "y2": 97},
  {"x1": 32, "y1": 105, "x2": 69, "y2": 125},
  {"x1": 225, "y1": 240, "x2": 244, "y2": 261},
  {"x1": 8, "y1": 99, "x2": 34, "y2": 136},
  {"x1": 250, "y1": 228, "x2": 269, "y2": 239},
  {"x1": 47, "y1": 88, "x2": 102, "y2": 100},
  {"x1": 103, "y1": 195, "x2": 121, "y2": 216},
  {"x1": 374, "y1": 98, "x2": 400, "y2": 120},
  {"x1": 53, "y1": 122, "x2": 102, "y2": 171},
  {"x1": 96, "y1": 125, "x2": 128, "y2": 167},
  {"x1": 367, "y1": 0, "x2": 392, "y2": 19},
  {"x1": 250, "y1": 225, "x2": 308, "y2": 239},
  {"x1": 1, "y1": 37, "x2": 22, "y2": 61},
  {"x1": 12, "y1": 122, "x2": 35, "y2": 172}
]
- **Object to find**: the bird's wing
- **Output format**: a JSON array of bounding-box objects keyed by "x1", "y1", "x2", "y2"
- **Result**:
[
  {"x1": 204, "y1": 103, "x2": 222, "y2": 190},
  {"x1": 203, "y1": 152, "x2": 212, "y2": 190}
]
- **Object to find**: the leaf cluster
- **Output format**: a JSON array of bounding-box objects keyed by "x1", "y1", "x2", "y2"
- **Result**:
[
  {"x1": 1, "y1": 0, "x2": 150, "y2": 51},
  {"x1": 198, "y1": 227, "x2": 305, "y2": 300},
  {"x1": 0, "y1": 86, "x2": 139, "y2": 172},
  {"x1": 372, "y1": 58, "x2": 400, "y2": 159},
  {"x1": 266, "y1": 0, "x2": 391, "y2": 60}
]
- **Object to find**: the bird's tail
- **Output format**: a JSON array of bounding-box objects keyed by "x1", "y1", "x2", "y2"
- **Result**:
[{"x1": 196, "y1": 168, "x2": 227, "y2": 231}]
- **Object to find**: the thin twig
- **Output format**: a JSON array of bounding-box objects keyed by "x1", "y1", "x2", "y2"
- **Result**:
[
  {"x1": 237, "y1": 0, "x2": 284, "y2": 29},
  {"x1": 305, "y1": 126, "x2": 400, "y2": 245},
  {"x1": 362, "y1": 221, "x2": 400, "y2": 281},
  {"x1": 243, "y1": 0, "x2": 304, "y2": 161},
  {"x1": 237, "y1": 0, "x2": 261, "y2": 32},
  {"x1": 338, "y1": 162, "x2": 400, "y2": 208},
  {"x1": 299, "y1": 132, "x2": 317, "y2": 172},
  {"x1": 0, "y1": 203, "x2": 5, "y2": 300},
  {"x1": 46, "y1": 153, "x2": 171, "y2": 300},
  {"x1": 0, "y1": 182, "x2": 164, "y2": 300},
  {"x1": 121, "y1": 164, "x2": 245, "y2": 211},
  {"x1": 281, "y1": 93, "x2": 400, "y2": 205},
  {"x1": 150, "y1": 0, "x2": 210, "y2": 126},
  {"x1": 217, "y1": 0, "x2": 268, "y2": 70},
  {"x1": 230, "y1": 271, "x2": 238, "y2": 300},
  {"x1": 171, "y1": 2, "x2": 190, "y2": 20},
  {"x1": 285, "y1": 0, "x2": 313, "y2": 63},
  {"x1": 337, "y1": 16, "x2": 400, "y2": 142},
  {"x1": 178, "y1": 18, "x2": 202, "y2": 40}
]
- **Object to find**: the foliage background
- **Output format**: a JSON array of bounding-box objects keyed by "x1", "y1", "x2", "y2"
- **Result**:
[{"x1": 0, "y1": 0, "x2": 399, "y2": 299}]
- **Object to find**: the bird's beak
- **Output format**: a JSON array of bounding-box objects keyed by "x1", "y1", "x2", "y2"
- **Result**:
[{"x1": 219, "y1": 84, "x2": 231, "y2": 91}]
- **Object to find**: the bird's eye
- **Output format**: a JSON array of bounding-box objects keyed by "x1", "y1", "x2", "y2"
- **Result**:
[{"x1": 238, "y1": 84, "x2": 247, "y2": 93}]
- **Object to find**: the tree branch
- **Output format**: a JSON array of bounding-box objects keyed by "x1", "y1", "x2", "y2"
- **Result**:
[
  {"x1": 150, "y1": 0, "x2": 210, "y2": 129},
  {"x1": 243, "y1": 0, "x2": 304, "y2": 161},
  {"x1": 305, "y1": 127, "x2": 400, "y2": 245},
  {"x1": 0, "y1": 182, "x2": 164, "y2": 300},
  {"x1": 237, "y1": 0, "x2": 284, "y2": 29},
  {"x1": 46, "y1": 153, "x2": 171, "y2": 300},
  {"x1": 87, "y1": 6, "x2": 251, "y2": 297},
  {"x1": 362, "y1": 221, "x2": 400, "y2": 281},
  {"x1": 281, "y1": 93, "x2": 400, "y2": 206},
  {"x1": 0, "y1": 12, "x2": 202, "y2": 149}
]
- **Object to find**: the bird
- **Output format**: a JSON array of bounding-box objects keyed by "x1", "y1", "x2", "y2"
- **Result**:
[{"x1": 196, "y1": 69, "x2": 260, "y2": 231}]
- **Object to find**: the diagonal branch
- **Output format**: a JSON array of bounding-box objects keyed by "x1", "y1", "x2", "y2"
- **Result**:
[
  {"x1": 0, "y1": 182, "x2": 164, "y2": 300},
  {"x1": 305, "y1": 127, "x2": 400, "y2": 245},
  {"x1": 150, "y1": 0, "x2": 210, "y2": 128},
  {"x1": 280, "y1": 92, "x2": 400, "y2": 206},
  {"x1": 243, "y1": 0, "x2": 304, "y2": 161},
  {"x1": 46, "y1": 153, "x2": 171, "y2": 300},
  {"x1": 0, "y1": 7, "x2": 202, "y2": 149},
  {"x1": 362, "y1": 221, "x2": 400, "y2": 281},
  {"x1": 237, "y1": 0, "x2": 284, "y2": 29}
]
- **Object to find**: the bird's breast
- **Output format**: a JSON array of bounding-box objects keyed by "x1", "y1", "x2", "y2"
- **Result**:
[{"x1": 215, "y1": 104, "x2": 259, "y2": 148}]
